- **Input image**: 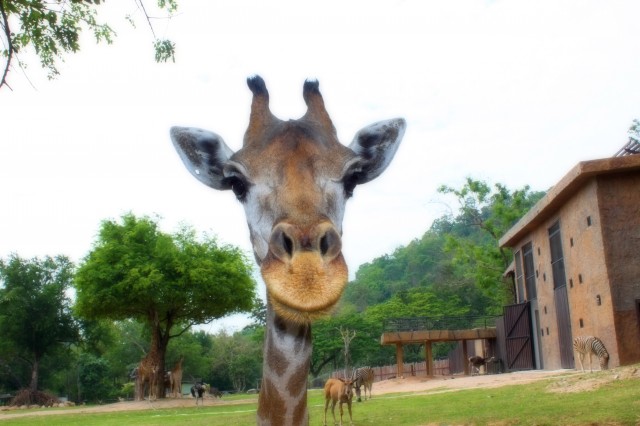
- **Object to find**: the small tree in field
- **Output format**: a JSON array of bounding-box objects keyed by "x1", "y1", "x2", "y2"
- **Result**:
[
  {"x1": 0, "y1": 255, "x2": 78, "y2": 400},
  {"x1": 74, "y1": 213, "x2": 257, "y2": 399}
]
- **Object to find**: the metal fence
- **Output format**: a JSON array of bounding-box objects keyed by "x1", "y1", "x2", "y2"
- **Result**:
[
  {"x1": 383, "y1": 315, "x2": 500, "y2": 332},
  {"x1": 330, "y1": 360, "x2": 451, "y2": 383}
]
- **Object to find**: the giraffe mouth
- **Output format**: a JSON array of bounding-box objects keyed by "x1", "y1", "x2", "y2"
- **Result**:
[{"x1": 261, "y1": 251, "x2": 348, "y2": 324}]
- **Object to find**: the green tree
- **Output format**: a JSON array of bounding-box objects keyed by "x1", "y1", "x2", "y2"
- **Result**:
[
  {"x1": 438, "y1": 178, "x2": 545, "y2": 307},
  {"x1": 210, "y1": 330, "x2": 262, "y2": 392},
  {"x1": 0, "y1": 254, "x2": 78, "y2": 392},
  {"x1": 76, "y1": 352, "x2": 113, "y2": 403},
  {"x1": 629, "y1": 118, "x2": 640, "y2": 143},
  {"x1": 74, "y1": 213, "x2": 257, "y2": 398},
  {"x1": 0, "y1": 0, "x2": 178, "y2": 89}
]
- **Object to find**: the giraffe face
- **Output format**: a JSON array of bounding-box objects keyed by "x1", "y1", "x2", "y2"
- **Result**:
[{"x1": 171, "y1": 76, "x2": 405, "y2": 325}]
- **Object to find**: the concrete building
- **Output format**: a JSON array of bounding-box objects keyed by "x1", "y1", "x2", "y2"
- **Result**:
[{"x1": 499, "y1": 147, "x2": 640, "y2": 370}]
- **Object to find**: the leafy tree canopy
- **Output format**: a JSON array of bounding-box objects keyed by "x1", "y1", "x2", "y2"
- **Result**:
[
  {"x1": 0, "y1": 0, "x2": 178, "y2": 89},
  {"x1": 629, "y1": 118, "x2": 639, "y2": 143},
  {"x1": 438, "y1": 178, "x2": 545, "y2": 307},
  {"x1": 342, "y1": 179, "x2": 545, "y2": 317},
  {"x1": 0, "y1": 254, "x2": 78, "y2": 391},
  {"x1": 75, "y1": 213, "x2": 257, "y2": 333}
]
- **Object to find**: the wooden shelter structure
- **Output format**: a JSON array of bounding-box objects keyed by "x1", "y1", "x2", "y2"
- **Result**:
[{"x1": 381, "y1": 316, "x2": 498, "y2": 377}]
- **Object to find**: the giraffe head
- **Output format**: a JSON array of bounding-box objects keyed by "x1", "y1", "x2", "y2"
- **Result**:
[{"x1": 171, "y1": 76, "x2": 405, "y2": 325}]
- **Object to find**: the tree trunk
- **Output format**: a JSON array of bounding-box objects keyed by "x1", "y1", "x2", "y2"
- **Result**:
[
  {"x1": 29, "y1": 357, "x2": 39, "y2": 392},
  {"x1": 150, "y1": 321, "x2": 169, "y2": 399}
]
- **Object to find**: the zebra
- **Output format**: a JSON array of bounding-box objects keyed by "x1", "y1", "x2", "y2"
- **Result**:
[
  {"x1": 351, "y1": 366, "x2": 374, "y2": 402},
  {"x1": 573, "y1": 336, "x2": 609, "y2": 372}
]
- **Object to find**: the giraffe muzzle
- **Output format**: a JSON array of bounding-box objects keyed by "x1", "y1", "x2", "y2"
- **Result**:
[{"x1": 261, "y1": 221, "x2": 348, "y2": 324}]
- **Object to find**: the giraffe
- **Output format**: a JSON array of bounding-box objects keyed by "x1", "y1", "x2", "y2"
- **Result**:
[
  {"x1": 169, "y1": 356, "x2": 184, "y2": 398},
  {"x1": 135, "y1": 351, "x2": 160, "y2": 401},
  {"x1": 134, "y1": 324, "x2": 165, "y2": 401},
  {"x1": 171, "y1": 75, "x2": 405, "y2": 425}
]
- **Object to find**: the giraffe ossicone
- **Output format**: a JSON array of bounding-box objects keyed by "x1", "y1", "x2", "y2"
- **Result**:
[{"x1": 171, "y1": 75, "x2": 405, "y2": 424}]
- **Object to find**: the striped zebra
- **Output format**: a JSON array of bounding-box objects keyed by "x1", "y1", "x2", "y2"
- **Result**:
[
  {"x1": 573, "y1": 336, "x2": 609, "y2": 372},
  {"x1": 351, "y1": 366, "x2": 374, "y2": 402}
]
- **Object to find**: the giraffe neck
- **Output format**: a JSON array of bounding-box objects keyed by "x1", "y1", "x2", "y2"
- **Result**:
[{"x1": 257, "y1": 303, "x2": 312, "y2": 426}]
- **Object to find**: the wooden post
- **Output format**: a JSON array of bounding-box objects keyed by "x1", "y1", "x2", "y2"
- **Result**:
[
  {"x1": 463, "y1": 340, "x2": 469, "y2": 375},
  {"x1": 395, "y1": 343, "x2": 404, "y2": 379},
  {"x1": 425, "y1": 341, "x2": 433, "y2": 377}
]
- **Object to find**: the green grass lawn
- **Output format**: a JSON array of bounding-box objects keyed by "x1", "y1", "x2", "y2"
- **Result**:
[{"x1": 2, "y1": 372, "x2": 639, "y2": 425}]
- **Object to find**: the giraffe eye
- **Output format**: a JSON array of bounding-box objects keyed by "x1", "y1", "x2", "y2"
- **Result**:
[
  {"x1": 224, "y1": 176, "x2": 248, "y2": 201},
  {"x1": 342, "y1": 172, "x2": 362, "y2": 198}
]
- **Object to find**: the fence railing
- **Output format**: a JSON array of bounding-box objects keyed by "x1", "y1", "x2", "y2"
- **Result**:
[
  {"x1": 383, "y1": 315, "x2": 499, "y2": 332},
  {"x1": 329, "y1": 360, "x2": 451, "y2": 383}
]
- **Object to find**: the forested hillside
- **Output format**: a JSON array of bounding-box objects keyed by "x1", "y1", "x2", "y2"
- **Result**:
[{"x1": 343, "y1": 178, "x2": 545, "y2": 315}]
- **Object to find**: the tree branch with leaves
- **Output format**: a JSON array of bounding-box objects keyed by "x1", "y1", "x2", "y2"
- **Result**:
[
  {"x1": 438, "y1": 178, "x2": 545, "y2": 307},
  {"x1": 0, "y1": 0, "x2": 177, "y2": 90}
]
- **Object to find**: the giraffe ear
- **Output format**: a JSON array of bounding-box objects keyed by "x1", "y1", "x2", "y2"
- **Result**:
[
  {"x1": 170, "y1": 126, "x2": 235, "y2": 190},
  {"x1": 347, "y1": 118, "x2": 406, "y2": 185}
]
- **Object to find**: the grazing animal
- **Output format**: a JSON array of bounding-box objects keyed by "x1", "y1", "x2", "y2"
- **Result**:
[
  {"x1": 323, "y1": 378, "x2": 354, "y2": 426},
  {"x1": 191, "y1": 382, "x2": 205, "y2": 406},
  {"x1": 134, "y1": 355, "x2": 160, "y2": 401},
  {"x1": 169, "y1": 356, "x2": 184, "y2": 398},
  {"x1": 468, "y1": 356, "x2": 496, "y2": 376},
  {"x1": 573, "y1": 336, "x2": 610, "y2": 372},
  {"x1": 163, "y1": 370, "x2": 172, "y2": 396},
  {"x1": 171, "y1": 76, "x2": 405, "y2": 425},
  {"x1": 210, "y1": 386, "x2": 223, "y2": 398},
  {"x1": 351, "y1": 366, "x2": 374, "y2": 402}
]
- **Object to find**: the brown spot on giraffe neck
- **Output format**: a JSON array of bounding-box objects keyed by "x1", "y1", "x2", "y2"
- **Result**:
[{"x1": 257, "y1": 377, "x2": 287, "y2": 424}]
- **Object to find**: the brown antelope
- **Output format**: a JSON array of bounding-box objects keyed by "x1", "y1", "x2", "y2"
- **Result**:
[
  {"x1": 324, "y1": 378, "x2": 354, "y2": 426},
  {"x1": 171, "y1": 75, "x2": 405, "y2": 425}
]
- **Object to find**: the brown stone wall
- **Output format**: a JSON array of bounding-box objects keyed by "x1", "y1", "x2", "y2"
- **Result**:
[
  {"x1": 597, "y1": 173, "x2": 640, "y2": 365},
  {"x1": 559, "y1": 179, "x2": 617, "y2": 366},
  {"x1": 510, "y1": 179, "x2": 618, "y2": 370}
]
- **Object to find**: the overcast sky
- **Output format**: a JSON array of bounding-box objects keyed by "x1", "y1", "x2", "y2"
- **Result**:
[{"x1": 1, "y1": 1, "x2": 639, "y2": 332}]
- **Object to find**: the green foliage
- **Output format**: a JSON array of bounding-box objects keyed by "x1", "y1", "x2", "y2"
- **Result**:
[
  {"x1": 0, "y1": 0, "x2": 178, "y2": 88},
  {"x1": 166, "y1": 329, "x2": 211, "y2": 381},
  {"x1": 1, "y1": 0, "x2": 114, "y2": 80},
  {"x1": 629, "y1": 118, "x2": 640, "y2": 142},
  {"x1": 153, "y1": 39, "x2": 175, "y2": 63},
  {"x1": 77, "y1": 353, "x2": 114, "y2": 403},
  {"x1": 438, "y1": 178, "x2": 545, "y2": 307},
  {"x1": 343, "y1": 179, "x2": 544, "y2": 319},
  {"x1": 209, "y1": 330, "x2": 262, "y2": 392},
  {"x1": 99, "y1": 320, "x2": 147, "y2": 381},
  {"x1": 0, "y1": 254, "x2": 79, "y2": 391},
  {"x1": 74, "y1": 213, "x2": 256, "y2": 329}
]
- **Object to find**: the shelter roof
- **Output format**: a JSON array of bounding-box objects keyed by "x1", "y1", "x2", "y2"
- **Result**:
[{"x1": 499, "y1": 153, "x2": 640, "y2": 248}]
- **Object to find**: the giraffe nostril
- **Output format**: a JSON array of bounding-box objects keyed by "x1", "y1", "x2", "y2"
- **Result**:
[
  {"x1": 268, "y1": 224, "x2": 296, "y2": 261},
  {"x1": 319, "y1": 227, "x2": 341, "y2": 261},
  {"x1": 268, "y1": 222, "x2": 342, "y2": 262},
  {"x1": 320, "y1": 234, "x2": 329, "y2": 256},
  {"x1": 283, "y1": 233, "x2": 293, "y2": 257}
]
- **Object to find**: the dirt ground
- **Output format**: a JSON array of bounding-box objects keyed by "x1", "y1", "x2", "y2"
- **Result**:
[{"x1": 2, "y1": 366, "x2": 638, "y2": 420}]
